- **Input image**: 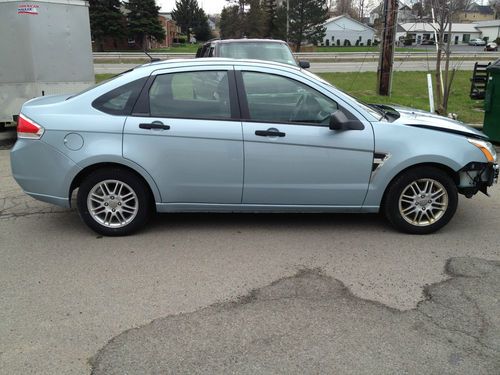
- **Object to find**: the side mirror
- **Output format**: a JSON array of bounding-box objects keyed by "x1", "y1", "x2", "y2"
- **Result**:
[
  {"x1": 299, "y1": 60, "x2": 310, "y2": 69},
  {"x1": 329, "y1": 110, "x2": 364, "y2": 131}
]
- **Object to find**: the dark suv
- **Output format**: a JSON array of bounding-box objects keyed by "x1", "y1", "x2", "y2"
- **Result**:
[{"x1": 195, "y1": 39, "x2": 310, "y2": 68}]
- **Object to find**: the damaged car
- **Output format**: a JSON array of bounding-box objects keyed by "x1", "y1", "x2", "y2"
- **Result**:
[{"x1": 10, "y1": 59, "x2": 498, "y2": 235}]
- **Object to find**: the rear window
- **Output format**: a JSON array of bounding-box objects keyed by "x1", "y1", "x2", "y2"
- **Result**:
[
  {"x1": 92, "y1": 77, "x2": 147, "y2": 115},
  {"x1": 218, "y1": 42, "x2": 296, "y2": 66}
]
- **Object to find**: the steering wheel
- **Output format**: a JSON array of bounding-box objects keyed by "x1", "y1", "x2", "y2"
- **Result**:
[
  {"x1": 288, "y1": 92, "x2": 308, "y2": 122},
  {"x1": 317, "y1": 110, "x2": 332, "y2": 124}
]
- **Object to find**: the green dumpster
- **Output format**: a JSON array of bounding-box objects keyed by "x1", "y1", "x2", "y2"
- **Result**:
[{"x1": 484, "y1": 59, "x2": 500, "y2": 142}]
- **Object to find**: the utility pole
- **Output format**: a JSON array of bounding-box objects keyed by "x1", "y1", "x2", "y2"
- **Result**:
[{"x1": 377, "y1": 0, "x2": 398, "y2": 96}]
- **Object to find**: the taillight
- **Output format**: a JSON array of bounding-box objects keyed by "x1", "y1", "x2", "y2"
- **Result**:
[{"x1": 17, "y1": 114, "x2": 45, "y2": 139}]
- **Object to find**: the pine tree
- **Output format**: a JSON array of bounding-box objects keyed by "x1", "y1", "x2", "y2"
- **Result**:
[
  {"x1": 193, "y1": 8, "x2": 212, "y2": 41},
  {"x1": 172, "y1": 0, "x2": 212, "y2": 41},
  {"x1": 88, "y1": 0, "x2": 127, "y2": 51},
  {"x1": 288, "y1": 0, "x2": 328, "y2": 52},
  {"x1": 172, "y1": 0, "x2": 197, "y2": 41},
  {"x1": 219, "y1": 5, "x2": 242, "y2": 38},
  {"x1": 125, "y1": 0, "x2": 165, "y2": 50},
  {"x1": 272, "y1": 5, "x2": 288, "y2": 40},
  {"x1": 263, "y1": 0, "x2": 277, "y2": 38},
  {"x1": 245, "y1": 0, "x2": 267, "y2": 38}
]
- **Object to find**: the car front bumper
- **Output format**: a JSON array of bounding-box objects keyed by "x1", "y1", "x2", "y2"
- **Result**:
[{"x1": 458, "y1": 162, "x2": 498, "y2": 197}]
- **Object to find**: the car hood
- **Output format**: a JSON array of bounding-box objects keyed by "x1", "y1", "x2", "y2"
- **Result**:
[{"x1": 388, "y1": 105, "x2": 488, "y2": 140}]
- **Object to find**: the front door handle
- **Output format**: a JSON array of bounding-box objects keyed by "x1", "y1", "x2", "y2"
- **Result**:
[
  {"x1": 255, "y1": 128, "x2": 286, "y2": 137},
  {"x1": 139, "y1": 121, "x2": 170, "y2": 130}
]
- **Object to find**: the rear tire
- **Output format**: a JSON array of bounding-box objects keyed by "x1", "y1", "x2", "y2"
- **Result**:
[
  {"x1": 383, "y1": 167, "x2": 458, "y2": 234},
  {"x1": 77, "y1": 168, "x2": 152, "y2": 236}
]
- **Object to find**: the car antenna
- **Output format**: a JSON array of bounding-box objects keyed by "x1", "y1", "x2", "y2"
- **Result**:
[{"x1": 144, "y1": 48, "x2": 160, "y2": 63}]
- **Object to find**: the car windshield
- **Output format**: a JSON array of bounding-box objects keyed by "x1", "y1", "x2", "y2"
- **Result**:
[
  {"x1": 300, "y1": 69, "x2": 386, "y2": 121},
  {"x1": 218, "y1": 42, "x2": 297, "y2": 66}
]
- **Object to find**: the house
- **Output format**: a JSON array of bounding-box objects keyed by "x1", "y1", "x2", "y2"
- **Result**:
[
  {"x1": 399, "y1": 22, "x2": 481, "y2": 45},
  {"x1": 456, "y1": 2, "x2": 495, "y2": 23},
  {"x1": 475, "y1": 20, "x2": 500, "y2": 42},
  {"x1": 151, "y1": 13, "x2": 181, "y2": 48},
  {"x1": 370, "y1": 1, "x2": 418, "y2": 25},
  {"x1": 322, "y1": 15, "x2": 376, "y2": 46},
  {"x1": 208, "y1": 18, "x2": 216, "y2": 31}
]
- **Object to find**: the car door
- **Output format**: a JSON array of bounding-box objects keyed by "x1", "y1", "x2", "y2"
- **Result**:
[
  {"x1": 123, "y1": 66, "x2": 244, "y2": 204},
  {"x1": 236, "y1": 68, "x2": 374, "y2": 207}
]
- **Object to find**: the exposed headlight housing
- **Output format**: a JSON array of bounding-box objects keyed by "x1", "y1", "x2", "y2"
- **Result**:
[{"x1": 468, "y1": 138, "x2": 497, "y2": 163}]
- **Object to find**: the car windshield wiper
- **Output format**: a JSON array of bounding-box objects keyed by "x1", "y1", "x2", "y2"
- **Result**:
[
  {"x1": 368, "y1": 104, "x2": 400, "y2": 122},
  {"x1": 367, "y1": 104, "x2": 388, "y2": 120}
]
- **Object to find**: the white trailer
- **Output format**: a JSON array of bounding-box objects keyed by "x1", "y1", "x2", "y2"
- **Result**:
[{"x1": 0, "y1": 0, "x2": 94, "y2": 125}]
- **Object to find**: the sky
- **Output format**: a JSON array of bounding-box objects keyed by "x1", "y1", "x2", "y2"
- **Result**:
[{"x1": 159, "y1": 0, "x2": 228, "y2": 15}]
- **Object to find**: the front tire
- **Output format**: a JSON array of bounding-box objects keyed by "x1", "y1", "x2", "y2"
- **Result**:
[
  {"x1": 383, "y1": 167, "x2": 458, "y2": 234},
  {"x1": 77, "y1": 168, "x2": 152, "y2": 236}
]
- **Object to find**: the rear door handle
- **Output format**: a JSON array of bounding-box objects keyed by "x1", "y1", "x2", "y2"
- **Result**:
[
  {"x1": 139, "y1": 121, "x2": 170, "y2": 130},
  {"x1": 255, "y1": 128, "x2": 286, "y2": 137}
]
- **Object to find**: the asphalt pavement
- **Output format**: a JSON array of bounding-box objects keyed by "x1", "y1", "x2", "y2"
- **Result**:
[
  {"x1": 1, "y1": 149, "x2": 500, "y2": 374},
  {"x1": 92, "y1": 258, "x2": 500, "y2": 375}
]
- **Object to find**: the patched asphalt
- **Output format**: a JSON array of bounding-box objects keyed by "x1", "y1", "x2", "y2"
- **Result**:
[{"x1": 91, "y1": 257, "x2": 500, "y2": 375}]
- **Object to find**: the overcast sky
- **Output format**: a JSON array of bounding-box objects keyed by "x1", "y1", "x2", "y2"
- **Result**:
[{"x1": 159, "y1": 0, "x2": 228, "y2": 15}]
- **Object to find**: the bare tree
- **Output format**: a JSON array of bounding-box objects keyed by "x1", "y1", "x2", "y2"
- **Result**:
[
  {"x1": 333, "y1": 0, "x2": 358, "y2": 18},
  {"x1": 354, "y1": 0, "x2": 375, "y2": 20},
  {"x1": 429, "y1": 0, "x2": 471, "y2": 114},
  {"x1": 489, "y1": 0, "x2": 500, "y2": 20}
]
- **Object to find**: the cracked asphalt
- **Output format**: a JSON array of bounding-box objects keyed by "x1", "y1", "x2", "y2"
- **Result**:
[
  {"x1": 1, "y1": 148, "x2": 500, "y2": 374},
  {"x1": 91, "y1": 259, "x2": 500, "y2": 375}
]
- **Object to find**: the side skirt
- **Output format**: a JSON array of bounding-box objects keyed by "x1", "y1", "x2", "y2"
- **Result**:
[{"x1": 155, "y1": 203, "x2": 380, "y2": 214}]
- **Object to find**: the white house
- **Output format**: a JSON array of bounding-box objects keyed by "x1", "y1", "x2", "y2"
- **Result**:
[
  {"x1": 399, "y1": 22, "x2": 481, "y2": 44},
  {"x1": 322, "y1": 15, "x2": 376, "y2": 46},
  {"x1": 475, "y1": 20, "x2": 500, "y2": 42}
]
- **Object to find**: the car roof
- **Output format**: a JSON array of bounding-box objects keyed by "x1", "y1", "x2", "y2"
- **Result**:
[
  {"x1": 208, "y1": 39, "x2": 287, "y2": 45},
  {"x1": 137, "y1": 57, "x2": 301, "y2": 73}
]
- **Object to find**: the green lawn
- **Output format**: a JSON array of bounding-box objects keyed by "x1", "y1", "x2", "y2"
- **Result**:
[
  {"x1": 313, "y1": 46, "x2": 425, "y2": 53},
  {"x1": 318, "y1": 71, "x2": 484, "y2": 124},
  {"x1": 95, "y1": 71, "x2": 484, "y2": 124},
  {"x1": 95, "y1": 74, "x2": 116, "y2": 83},
  {"x1": 152, "y1": 44, "x2": 201, "y2": 53}
]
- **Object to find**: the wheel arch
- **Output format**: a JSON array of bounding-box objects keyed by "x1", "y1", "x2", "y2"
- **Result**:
[
  {"x1": 69, "y1": 162, "x2": 161, "y2": 208},
  {"x1": 379, "y1": 162, "x2": 459, "y2": 211}
]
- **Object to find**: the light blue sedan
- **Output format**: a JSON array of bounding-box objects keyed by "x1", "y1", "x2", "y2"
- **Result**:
[{"x1": 10, "y1": 59, "x2": 498, "y2": 235}]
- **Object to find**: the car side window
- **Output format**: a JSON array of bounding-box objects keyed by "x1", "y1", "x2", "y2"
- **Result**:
[
  {"x1": 242, "y1": 72, "x2": 339, "y2": 125},
  {"x1": 149, "y1": 71, "x2": 231, "y2": 119},
  {"x1": 92, "y1": 77, "x2": 147, "y2": 116}
]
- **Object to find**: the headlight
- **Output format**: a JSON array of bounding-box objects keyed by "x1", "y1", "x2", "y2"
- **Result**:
[{"x1": 468, "y1": 138, "x2": 497, "y2": 163}]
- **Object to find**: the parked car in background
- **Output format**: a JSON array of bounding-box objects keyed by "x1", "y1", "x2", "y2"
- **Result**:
[
  {"x1": 196, "y1": 39, "x2": 310, "y2": 69},
  {"x1": 11, "y1": 59, "x2": 498, "y2": 236},
  {"x1": 421, "y1": 39, "x2": 435, "y2": 45},
  {"x1": 485, "y1": 42, "x2": 498, "y2": 51},
  {"x1": 469, "y1": 38, "x2": 486, "y2": 46}
]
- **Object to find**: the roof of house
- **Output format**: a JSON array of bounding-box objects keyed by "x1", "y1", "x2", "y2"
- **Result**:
[
  {"x1": 466, "y1": 3, "x2": 494, "y2": 14},
  {"x1": 400, "y1": 22, "x2": 480, "y2": 33},
  {"x1": 474, "y1": 20, "x2": 500, "y2": 27},
  {"x1": 324, "y1": 15, "x2": 376, "y2": 32}
]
